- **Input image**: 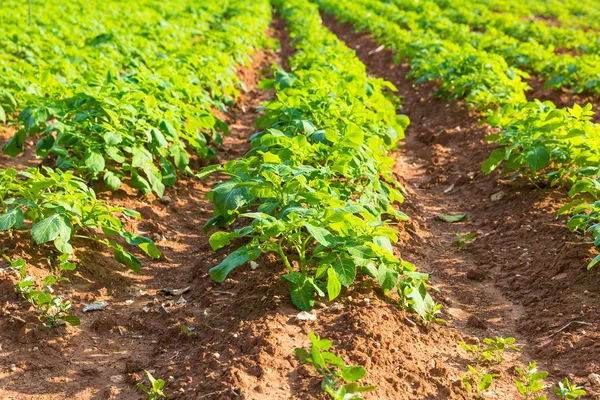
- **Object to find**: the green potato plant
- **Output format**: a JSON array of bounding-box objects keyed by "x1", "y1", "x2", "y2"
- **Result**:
[{"x1": 295, "y1": 332, "x2": 376, "y2": 400}]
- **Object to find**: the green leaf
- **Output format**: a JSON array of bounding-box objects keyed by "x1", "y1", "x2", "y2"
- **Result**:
[
  {"x1": 0, "y1": 207, "x2": 24, "y2": 231},
  {"x1": 62, "y1": 314, "x2": 81, "y2": 326},
  {"x1": 526, "y1": 146, "x2": 551, "y2": 172},
  {"x1": 332, "y1": 255, "x2": 356, "y2": 287},
  {"x1": 210, "y1": 246, "x2": 255, "y2": 282},
  {"x1": 437, "y1": 214, "x2": 467, "y2": 223},
  {"x1": 103, "y1": 171, "x2": 122, "y2": 190},
  {"x1": 326, "y1": 268, "x2": 341, "y2": 300},
  {"x1": 114, "y1": 249, "x2": 141, "y2": 272},
  {"x1": 31, "y1": 214, "x2": 72, "y2": 244},
  {"x1": 482, "y1": 149, "x2": 505, "y2": 174},
  {"x1": 377, "y1": 264, "x2": 399, "y2": 291},
  {"x1": 197, "y1": 164, "x2": 223, "y2": 181},
  {"x1": 305, "y1": 222, "x2": 333, "y2": 247},
  {"x1": 341, "y1": 366, "x2": 366, "y2": 382},
  {"x1": 0, "y1": 105, "x2": 5, "y2": 123},
  {"x1": 283, "y1": 273, "x2": 315, "y2": 311},
  {"x1": 84, "y1": 149, "x2": 105, "y2": 173}
]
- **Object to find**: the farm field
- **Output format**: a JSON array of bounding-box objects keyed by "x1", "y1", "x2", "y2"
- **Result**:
[{"x1": 1, "y1": 0, "x2": 600, "y2": 399}]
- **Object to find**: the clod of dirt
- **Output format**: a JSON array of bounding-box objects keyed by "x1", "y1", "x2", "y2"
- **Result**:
[
  {"x1": 466, "y1": 269, "x2": 486, "y2": 281},
  {"x1": 466, "y1": 315, "x2": 489, "y2": 330}
]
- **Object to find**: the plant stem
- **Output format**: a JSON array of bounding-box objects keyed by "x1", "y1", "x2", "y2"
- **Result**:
[{"x1": 276, "y1": 241, "x2": 293, "y2": 273}]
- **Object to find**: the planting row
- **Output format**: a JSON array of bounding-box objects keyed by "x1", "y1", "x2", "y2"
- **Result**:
[
  {"x1": 0, "y1": 0, "x2": 272, "y2": 326},
  {"x1": 202, "y1": 0, "x2": 438, "y2": 319},
  {"x1": 316, "y1": 0, "x2": 600, "y2": 268},
  {"x1": 1, "y1": 0, "x2": 271, "y2": 196}
]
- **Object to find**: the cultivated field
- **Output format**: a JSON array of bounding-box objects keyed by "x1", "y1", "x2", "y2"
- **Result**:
[{"x1": 1, "y1": 0, "x2": 600, "y2": 399}]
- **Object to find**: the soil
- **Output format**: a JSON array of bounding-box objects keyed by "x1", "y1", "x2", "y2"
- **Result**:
[{"x1": 0, "y1": 12, "x2": 599, "y2": 400}]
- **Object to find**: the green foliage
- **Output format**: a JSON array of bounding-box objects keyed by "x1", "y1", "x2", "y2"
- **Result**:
[
  {"x1": 514, "y1": 362, "x2": 548, "y2": 400},
  {"x1": 554, "y1": 378, "x2": 586, "y2": 399},
  {"x1": 452, "y1": 232, "x2": 478, "y2": 250},
  {"x1": 181, "y1": 324, "x2": 195, "y2": 338},
  {"x1": 462, "y1": 365, "x2": 500, "y2": 399},
  {"x1": 295, "y1": 332, "x2": 376, "y2": 400},
  {"x1": 4, "y1": 256, "x2": 79, "y2": 327},
  {"x1": 459, "y1": 336, "x2": 519, "y2": 365},
  {"x1": 0, "y1": 167, "x2": 160, "y2": 271},
  {"x1": 137, "y1": 370, "x2": 166, "y2": 400},
  {"x1": 0, "y1": 0, "x2": 272, "y2": 195},
  {"x1": 202, "y1": 0, "x2": 437, "y2": 320}
]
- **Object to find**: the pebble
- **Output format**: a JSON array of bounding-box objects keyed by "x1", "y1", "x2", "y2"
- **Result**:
[
  {"x1": 314, "y1": 302, "x2": 327, "y2": 309},
  {"x1": 490, "y1": 191, "x2": 505, "y2": 201},
  {"x1": 296, "y1": 311, "x2": 316, "y2": 321},
  {"x1": 589, "y1": 373, "x2": 600, "y2": 386},
  {"x1": 109, "y1": 375, "x2": 124, "y2": 383},
  {"x1": 329, "y1": 303, "x2": 344, "y2": 312},
  {"x1": 9, "y1": 364, "x2": 16, "y2": 372},
  {"x1": 363, "y1": 298, "x2": 371, "y2": 304},
  {"x1": 168, "y1": 376, "x2": 175, "y2": 384},
  {"x1": 249, "y1": 261, "x2": 259, "y2": 270},
  {"x1": 160, "y1": 196, "x2": 172, "y2": 205}
]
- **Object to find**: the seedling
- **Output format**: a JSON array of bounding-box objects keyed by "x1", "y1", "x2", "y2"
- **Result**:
[
  {"x1": 137, "y1": 370, "x2": 166, "y2": 400},
  {"x1": 295, "y1": 332, "x2": 375, "y2": 400},
  {"x1": 452, "y1": 232, "x2": 478, "y2": 250},
  {"x1": 462, "y1": 365, "x2": 499, "y2": 399},
  {"x1": 459, "y1": 336, "x2": 519, "y2": 365},
  {"x1": 181, "y1": 324, "x2": 195, "y2": 338},
  {"x1": 5, "y1": 256, "x2": 79, "y2": 327},
  {"x1": 514, "y1": 362, "x2": 548, "y2": 400},
  {"x1": 554, "y1": 378, "x2": 586, "y2": 399}
]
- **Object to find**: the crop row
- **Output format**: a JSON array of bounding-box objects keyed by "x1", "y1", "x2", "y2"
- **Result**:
[
  {"x1": 363, "y1": 0, "x2": 600, "y2": 95},
  {"x1": 316, "y1": 0, "x2": 600, "y2": 268},
  {"x1": 1, "y1": 0, "x2": 271, "y2": 196},
  {"x1": 0, "y1": 0, "x2": 272, "y2": 326},
  {"x1": 202, "y1": 0, "x2": 438, "y2": 319},
  {"x1": 470, "y1": 0, "x2": 600, "y2": 31}
]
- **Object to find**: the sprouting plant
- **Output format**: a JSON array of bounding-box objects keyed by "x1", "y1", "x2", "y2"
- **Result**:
[
  {"x1": 459, "y1": 336, "x2": 519, "y2": 365},
  {"x1": 295, "y1": 332, "x2": 376, "y2": 400},
  {"x1": 462, "y1": 365, "x2": 499, "y2": 399},
  {"x1": 181, "y1": 324, "x2": 195, "y2": 338},
  {"x1": 137, "y1": 370, "x2": 166, "y2": 400},
  {"x1": 4, "y1": 256, "x2": 79, "y2": 327},
  {"x1": 554, "y1": 378, "x2": 586, "y2": 399},
  {"x1": 514, "y1": 362, "x2": 548, "y2": 400},
  {"x1": 452, "y1": 232, "x2": 478, "y2": 250}
]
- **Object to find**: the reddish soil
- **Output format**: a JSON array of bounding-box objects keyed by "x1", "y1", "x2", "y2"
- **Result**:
[{"x1": 1, "y1": 12, "x2": 600, "y2": 400}]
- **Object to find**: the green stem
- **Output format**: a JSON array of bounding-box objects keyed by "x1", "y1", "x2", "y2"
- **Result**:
[{"x1": 276, "y1": 241, "x2": 293, "y2": 273}]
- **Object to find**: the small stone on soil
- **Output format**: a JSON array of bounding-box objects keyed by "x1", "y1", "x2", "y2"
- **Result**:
[
  {"x1": 109, "y1": 375, "x2": 124, "y2": 383},
  {"x1": 589, "y1": 373, "x2": 600, "y2": 386},
  {"x1": 160, "y1": 196, "x2": 171, "y2": 205},
  {"x1": 490, "y1": 191, "x2": 505, "y2": 201},
  {"x1": 296, "y1": 311, "x2": 316, "y2": 321},
  {"x1": 9, "y1": 364, "x2": 16, "y2": 372}
]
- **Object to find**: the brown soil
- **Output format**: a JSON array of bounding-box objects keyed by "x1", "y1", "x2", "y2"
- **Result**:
[{"x1": 1, "y1": 12, "x2": 600, "y2": 400}]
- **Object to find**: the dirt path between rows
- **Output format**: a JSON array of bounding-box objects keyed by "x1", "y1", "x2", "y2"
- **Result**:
[{"x1": 321, "y1": 13, "x2": 600, "y2": 399}]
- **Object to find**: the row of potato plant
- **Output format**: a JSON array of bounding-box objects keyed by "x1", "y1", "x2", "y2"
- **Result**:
[
  {"x1": 376, "y1": 0, "x2": 600, "y2": 95},
  {"x1": 202, "y1": 0, "x2": 438, "y2": 319},
  {"x1": 316, "y1": 0, "x2": 600, "y2": 268},
  {"x1": 0, "y1": 0, "x2": 271, "y2": 196}
]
